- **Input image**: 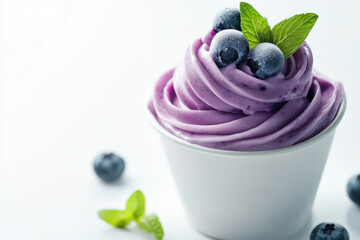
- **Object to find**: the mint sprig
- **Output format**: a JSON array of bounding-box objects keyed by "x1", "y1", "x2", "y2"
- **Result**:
[
  {"x1": 98, "y1": 210, "x2": 132, "y2": 228},
  {"x1": 272, "y1": 13, "x2": 318, "y2": 59},
  {"x1": 239, "y1": 2, "x2": 318, "y2": 59},
  {"x1": 98, "y1": 190, "x2": 164, "y2": 240},
  {"x1": 138, "y1": 214, "x2": 164, "y2": 240},
  {"x1": 240, "y1": 2, "x2": 272, "y2": 49},
  {"x1": 126, "y1": 190, "x2": 146, "y2": 220}
]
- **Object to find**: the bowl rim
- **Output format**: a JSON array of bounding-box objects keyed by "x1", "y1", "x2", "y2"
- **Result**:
[{"x1": 145, "y1": 93, "x2": 346, "y2": 156}]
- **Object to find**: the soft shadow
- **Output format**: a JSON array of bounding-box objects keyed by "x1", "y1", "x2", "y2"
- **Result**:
[
  {"x1": 100, "y1": 224, "x2": 150, "y2": 239},
  {"x1": 196, "y1": 216, "x2": 313, "y2": 240},
  {"x1": 98, "y1": 175, "x2": 128, "y2": 187},
  {"x1": 289, "y1": 217, "x2": 313, "y2": 240},
  {"x1": 131, "y1": 225, "x2": 159, "y2": 238},
  {"x1": 197, "y1": 229, "x2": 222, "y2": 240},
  {"x1": 346, "y1": 205, "x2": 360, "y2": 234}
]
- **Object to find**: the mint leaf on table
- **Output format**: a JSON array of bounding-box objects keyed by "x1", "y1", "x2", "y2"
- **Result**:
[
  {"x1": 240, "y1": 2, "x2": 273, "y2": 49},
  {"x1": 125, "y1": 190, "x2": 146, "y2": 220},
  {"x1": 137, "y1": 214, "x2": 164, "y2": 240},
  {"x1": 272, "y1": 13, "x2": 318, "y2": 59},
  {"x1": 98, "y1": 210, "x2": 132, "y2": 228},
  {"x1": 98, "y1": 190, "x2": 164, "y2": 240}
]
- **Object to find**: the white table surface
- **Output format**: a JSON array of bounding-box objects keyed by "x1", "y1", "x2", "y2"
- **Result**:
[{"x1": 1, "y1": 0, "x2": 360, "y2": 239}]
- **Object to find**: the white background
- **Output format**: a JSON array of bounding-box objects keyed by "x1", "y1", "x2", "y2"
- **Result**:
[{"x1": 1, "y1": 0, "x2": 360, "y2": 239}]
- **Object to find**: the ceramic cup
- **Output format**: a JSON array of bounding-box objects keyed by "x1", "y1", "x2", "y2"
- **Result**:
[{"x1": 147, "y1": 99, "x2": 346, "y2": 240}]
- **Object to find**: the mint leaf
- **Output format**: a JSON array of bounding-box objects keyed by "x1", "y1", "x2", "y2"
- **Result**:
[
  {"x1": 240, "y1": 2, "x2": 273, "y2": 49},
  {"x1": 125, "y1": 190, "x2": 146, "y2": 220},
  {"x1": 98, "y1": 190, "x2": 164, "y2": 239},
  {"x1": 98, "y1": 210, "x2": 132, "y2": 228},
  {"x1": 272, "y1": 13, "x2": 318, "y2": 59},
  {"x1": 137, "y1": 214, "x2": 164, "y2": 240}
]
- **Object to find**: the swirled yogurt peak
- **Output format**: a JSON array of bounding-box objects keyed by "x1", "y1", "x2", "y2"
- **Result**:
[{"x1": 148, "y1": 3, "x2": 344, "y2": 151}]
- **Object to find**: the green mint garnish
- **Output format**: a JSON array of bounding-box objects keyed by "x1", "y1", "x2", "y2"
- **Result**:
[
  {"x1": 137, "y1": 214, "x2": 164, "y2": 240},
  {"x1": 240, "y1": 2, "x2": 273, "y2": 49},
  {"x1": 98, "y1": 210, "x2": 132, "y2": 228},
  {"x1": 98, "y1": 190, "x2": 164, "y2": 240},
  {"x1": 239, "y1": 2, "x2": 318, "y2": 59},
  {"x1": 125, "y1": 190, "x2": 146, "y2": 220},
  {"x1": 272, "y1": 13, "x2": 318, "y2": 59}
]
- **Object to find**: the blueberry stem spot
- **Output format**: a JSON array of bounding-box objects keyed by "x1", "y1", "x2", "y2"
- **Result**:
[
  {"x1": 322, "y1": 224, "x2": 336, "y2": 236},
  {"x1": 219, "y1": 47, "x2": 238, "y2": 64}
]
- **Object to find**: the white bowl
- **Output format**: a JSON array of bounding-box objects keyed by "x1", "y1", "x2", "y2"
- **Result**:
[{"x1": 146, "y1": 98, "x2": 346, "y2": 240}]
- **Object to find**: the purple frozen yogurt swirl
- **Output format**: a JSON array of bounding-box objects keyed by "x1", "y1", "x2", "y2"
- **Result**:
[{"x1": 148, "y1": 30, "x2": 344, "y2": 151}]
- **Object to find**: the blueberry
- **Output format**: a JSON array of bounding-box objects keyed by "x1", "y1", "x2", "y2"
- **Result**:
[
  {"x1": 93, "y1": 153, "x2": 125, "y2": 182},
  {"x1": 347, "y1": 174, "x2": 360, "y2": 207},
  {"x1": 210, "y1": 29, "x2": 249, "y2": 67},
  {"x1": 213, "y1": 8, "x2": 241, "y2": 32},
  {"x1": 310, "y1": 223, "x2": 349, "y2": 240},
  {"x1": 247, "y1": 42, "x2": 285, "y2": 79}
]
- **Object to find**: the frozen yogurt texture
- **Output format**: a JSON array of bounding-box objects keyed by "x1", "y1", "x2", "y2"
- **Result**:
[{"x1": 148, "y1": 30, "x2": 344, "y2": 151}]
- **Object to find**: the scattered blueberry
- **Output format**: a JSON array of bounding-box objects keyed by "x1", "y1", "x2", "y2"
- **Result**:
[
  {"x1": 310, "y1": 223, "x2": 349, "y2": 240},
  {"x1": 213, "y1": 8, "x2": 241, "y2": 32},
  {"x1": 247, "y1": 42, "x2": 285, "y2": 79},
  {"x1": 93, "y1": 153, "x2": 125, "y2": 182},
  {"x1": 210, "y1": 29, "x2": 249, "y2": 67},
  {"x1": 347, "y1": 174, "x2": 360, "y2": 207}
]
